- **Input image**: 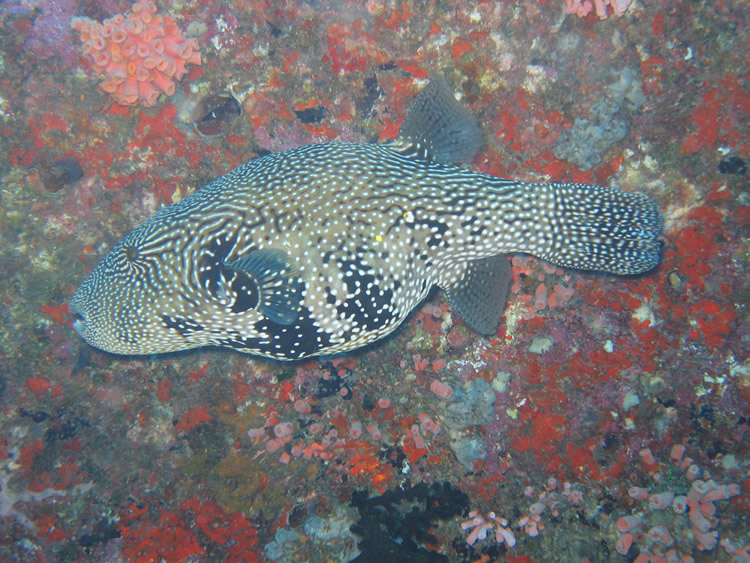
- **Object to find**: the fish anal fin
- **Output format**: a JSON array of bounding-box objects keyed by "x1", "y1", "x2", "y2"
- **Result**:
[
  {"x1": 396, "y1": 76, "x2": 484, "y2": 164},
  {"x1": 225, "y1": 248, "x2": 303, "y2": 325},
  {"x1": 444, "y1": 255, "x2": 512, "y2": 335}
]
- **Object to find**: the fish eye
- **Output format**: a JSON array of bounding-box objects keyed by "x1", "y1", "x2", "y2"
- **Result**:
[{"x1": 124, "y1": 245, "x2": 140, "y2": 261}]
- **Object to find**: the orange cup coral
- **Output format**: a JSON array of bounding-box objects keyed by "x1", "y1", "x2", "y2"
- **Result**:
[{"x1": 72, "y1": 1, "x2": 201, "y2": 107}]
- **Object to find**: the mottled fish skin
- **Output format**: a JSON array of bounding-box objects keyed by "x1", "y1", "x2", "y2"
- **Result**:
[{"x1": 71, "y1": 78, "x2": 662, "y2": 360}]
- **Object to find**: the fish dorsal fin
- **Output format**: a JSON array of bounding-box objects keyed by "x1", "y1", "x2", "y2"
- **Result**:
[
  {"x1": 396, "y1": 76, "x2": 484, "y2": 164},
  {"x1": 224, "y1": 248, "x2": 303, "y2": 325},
  {"x1": 444, "y1": 255, "x2": 512, "y2": 335}
]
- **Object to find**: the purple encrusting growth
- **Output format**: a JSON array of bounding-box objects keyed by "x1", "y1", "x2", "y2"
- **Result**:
[{"x1": 4, "y1": 0, "x2": 81, "y2": 67}]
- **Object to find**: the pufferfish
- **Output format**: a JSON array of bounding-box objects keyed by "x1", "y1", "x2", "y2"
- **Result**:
[{"x1": 70, "y1": 77, "x2": 662, "y2": 360}]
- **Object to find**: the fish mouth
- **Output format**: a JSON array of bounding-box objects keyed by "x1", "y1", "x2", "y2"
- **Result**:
[
  {"x1": 69, "y1": 302, "x2": 88, "y2": 339},
  {"x1": 73, "y1": 318, "x2": 88, "y2": 339}
]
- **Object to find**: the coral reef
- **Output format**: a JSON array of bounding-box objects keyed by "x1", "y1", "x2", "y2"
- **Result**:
[
  {"x1": 615, "y1": 446, "x2": 745, "y2": 561},
  {"x1": 263, "y1": 506, "x2": 360, "y2": 561},
  {"x1": 441, "y1": 378, "x2": 497, "y2": 431},
  {"x1": 1, "y1": 0, "x2": 747, "y2": 560},
  {"x1": 553, "y1": 67, "x2": 645, "y2": 170},
  {"x1": 71, "y1": 1, "x2": 201, "y2": 107},
  {"x1": 0, "y1": 462, "x2": 91, "y2": 535}
]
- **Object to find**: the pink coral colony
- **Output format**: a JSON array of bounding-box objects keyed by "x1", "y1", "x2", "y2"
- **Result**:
[
  {"x1": 462, "y1": 510, "x2": 517, "y2": 548},
  {"x1": 564, "y1": 0, "x2": 632, "y2": 19},
  {"x1": 71, "y1": 1, "x2": 201, "y2": 107}
]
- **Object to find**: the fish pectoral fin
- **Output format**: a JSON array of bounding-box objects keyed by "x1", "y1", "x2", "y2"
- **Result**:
[
  {"x1": 396, "y1": 76, "x2": 484, "y2": 164},
  {"x1": 443, "y1": 254, "x2": 512, "y2": 335},
  {"x1": 225, "y1": 248, "x2": 303, "y2": 325}
]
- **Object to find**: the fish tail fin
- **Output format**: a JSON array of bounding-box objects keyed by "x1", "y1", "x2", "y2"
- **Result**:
[{"x1": 533, "y1": 183, "x2": 663, "y2": 275}]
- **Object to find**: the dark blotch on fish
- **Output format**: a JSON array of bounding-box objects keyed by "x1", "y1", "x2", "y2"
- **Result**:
[
  {"x1": 718, "y1": 156, "x2": 746, "y2": 176},
  {"x1": 41, "y1": 155, "x2": 84, "y2": 192},
  {"x1": 295, "y1": 106, "x2": 327, "y2": 124},
  {"x1": 194, "y1": 94, "x2": 241, "y2": 137}
]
